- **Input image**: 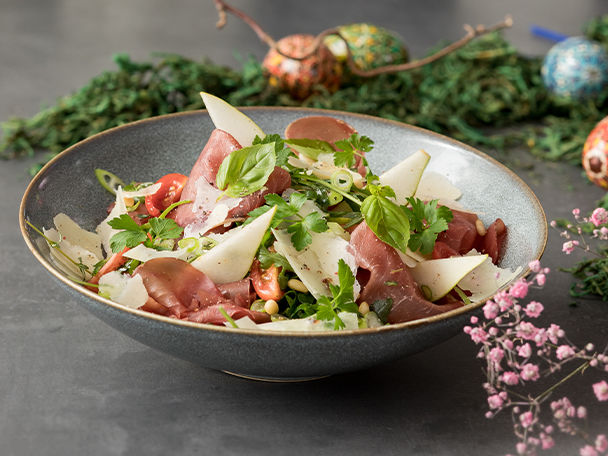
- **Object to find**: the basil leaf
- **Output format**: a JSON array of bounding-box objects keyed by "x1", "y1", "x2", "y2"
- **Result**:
[
  {"x1": 284, "y1": 138, "x2": 335, "y2": 160},
  {"x1": 361, "y1": 194, "x2": 410, "y2": 253},
  {"x1": 216, "y1": 143, "x2": 276, "y2": 198}
]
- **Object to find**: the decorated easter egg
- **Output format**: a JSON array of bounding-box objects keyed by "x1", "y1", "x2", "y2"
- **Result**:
[
  {"x1": 582, "y1": 116, "x2": 608, "y2": 189},
  {"x1": 323, "y1": 23, "x2": 409, "y2": 73},
  {"x1": 541, "y1": 37, "x2": 608, "y2": 100},
  {"x1": 262, "y1": 34, "x2": 342, "y2": 100}
]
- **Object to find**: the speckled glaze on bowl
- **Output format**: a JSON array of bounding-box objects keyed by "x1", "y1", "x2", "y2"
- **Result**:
[{"x1": 20, "y1": 108, "x2": 547, "y2": 380}]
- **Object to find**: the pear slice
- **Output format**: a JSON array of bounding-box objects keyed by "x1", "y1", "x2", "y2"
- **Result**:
[
  {"x1": 200, "y1": 92, "x2": 265, "y2": 147},
  {"x1": 409, "y1": 254, "x2": 488, "y2": 301},
  {"x1": 190, "y1": 206, "x2": 276, "y2": 284},
  {"x1": 379, "y1": 149, "x2": 430, "y2": 205}
]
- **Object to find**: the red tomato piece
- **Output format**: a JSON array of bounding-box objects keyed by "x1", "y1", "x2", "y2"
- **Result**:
[
  {"x1": 145, "y1": 173, "x2": 188, "y2": 218},
  {"x1": 250, "y1": 259, "x2": 285, "y2": 302}
]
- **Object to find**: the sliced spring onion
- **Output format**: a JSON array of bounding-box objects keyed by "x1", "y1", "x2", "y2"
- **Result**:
[
  {"x1": 327, "y1": 190, "x2": 343, "y2": 206},
  {"x1": 330, "y1": 170, "x2": 354, "y2": 192},
  {"x1": 95, "y1": 169, "x2": 125, "y2": 196}
]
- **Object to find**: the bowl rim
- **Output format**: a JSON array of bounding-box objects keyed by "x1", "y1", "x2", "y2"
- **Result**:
[{"x1": 19, "y1": 106, "x2": 547, "y2": 338}]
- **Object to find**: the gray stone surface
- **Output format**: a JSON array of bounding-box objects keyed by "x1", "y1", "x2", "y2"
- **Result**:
[{"x1": 2, "y1": 1, "x2": 607, "y2": 455}]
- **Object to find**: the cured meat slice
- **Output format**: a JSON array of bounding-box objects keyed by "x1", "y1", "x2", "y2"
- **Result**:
[
  {"x1": 476, "y1": 218, "x2": 506, "y2": 264},
  {"x1": 349, "y1": 223, "x2": 462, "y2": 324},
  {"x1": 187, "y1": 304, "x2": 271, "y2": 325},
  {"x1": 134, "y1": 258, "x2": 229, "y2": 319},
  {"x1": 217, "y1": 279, "x2": 256, "y2": 308},
  {"x1": 436, "y1": 209, "x2": 480, "y2": 255},
  {"x1": 173, "y1": 129, "x2": 242, "y2": 227},
  {"x1": 433, "y1": 208, "x2": 507, "y2": 264},
  {"x1": 173, "y1": 128, "x2": 291, "y2": 232},
  {"x1": 284, "y1": 116, "x2": 367, "y2": 176}
]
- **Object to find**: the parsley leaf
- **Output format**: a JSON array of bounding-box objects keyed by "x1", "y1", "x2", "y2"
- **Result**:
[
  {"x1": 286, "y1": 211, "x2": 329, "y2": 251},
  {"x1": 402, "y1": 198, "x2": 453, "y2": 255},
  {"x1": 316, "y1": 259, "x2": 359, "y2": 330},
  {"x1": 149, "y1": 217, "x2": 183, "y2": 240},
  {"x1": 334, "y1": 134, "x2": 374, "y2": 168},
  {"x1": 108, "y1": 214, "x2": 147, "y2": 252}
]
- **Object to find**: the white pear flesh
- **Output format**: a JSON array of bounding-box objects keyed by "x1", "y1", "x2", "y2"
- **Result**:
[
  {"x1": 409, "y1": 254, "x2": 488, "y2": 301},
  {"x1": 415, "y1": 171, "x2": 462, "y2": 201},
  {"x1": 200, "y1": 91, "x2": 265, "y2": 147},
  {"x1": 190, "y1": 206, "x2": 276, "y2": 284},
  {"x1": 379, "y1": 149, "x2": 431, "y2": 205}
]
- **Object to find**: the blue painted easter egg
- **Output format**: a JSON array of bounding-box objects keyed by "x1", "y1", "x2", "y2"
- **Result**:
[{"x1": 541, "y1": 37, "x2": 608, "y2": 99}]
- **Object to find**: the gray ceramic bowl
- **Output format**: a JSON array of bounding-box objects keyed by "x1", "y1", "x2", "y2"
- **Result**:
[{"x1": 20, "y1": 108, "x2": 547, "y2": 380}]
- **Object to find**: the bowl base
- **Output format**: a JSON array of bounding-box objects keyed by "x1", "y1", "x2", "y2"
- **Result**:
[{"x1": 222, "y1": 371, "x2": 330, "y2": 382}]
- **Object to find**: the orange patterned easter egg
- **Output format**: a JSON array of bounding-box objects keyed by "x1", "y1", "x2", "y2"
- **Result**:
[
  {"x1": 583, "y1": 116, "x2": 608, "y2": 189},
  {"x1": 262, "y1": 34, "x2": 342, "y2": 100}
]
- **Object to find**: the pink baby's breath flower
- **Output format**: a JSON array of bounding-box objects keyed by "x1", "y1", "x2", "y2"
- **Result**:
[
  {"x1": 573, "y1": 208, "x2": 581, "y2": 216},
  {"x1": 469, "y1": 327, "x2": 489, "y2": 344},
  {"x1": 590, "y1": 207, "x2": 608, "y2": 227},
  {"x1": 577, "y1": 406, "x2": 587, "y2": 419},
  {"x1": 489, "y1": 347, "x2": 504, "y2": 364},
  {"x1": 503, "y1": 339, "x2": 513, "y2": 350},
  {"x1": 483, "y1": 301, "x2": 499, "y2": 320},
  {"x1": 550, "y1": 220, "x2": 557, "y2": 227},
  {"x1": 547, "y1": 324, "x2": 564, "y2": 344},
  {"x1": 593, "y1": 380, "x2": 608, "y2": 401},
  {"x1": 519, "y1": 411, "x2": 534, "y2": 428},
  {"x1": 520, "y1": 363, "x2": 540, "y2": 381},
  {"x1": 536, "y1": 273, "x2": 546, "y2": 286},
  {"x1": 516, "y1": 322, "x2": 538, "y2": 340},
  {"x1": 488, "y1": 394, "x2": 504, "y2": 409},
  {"x1": 596, "y1": 435, "x2": 608, "y2": 453},
  {"x1": 556, "y1": 345, "x2": 576, "y2": 360},
  {"x1": 509, "y1": 279, "x2": 529, "y2": 298},
  {"x1": 518, "y1": 343, "x2": 532, "y2": 358},
  {"x1": 524, "y1": 301, "x2": 544, "y2": 318},
  {"x1": 563, "y1": 240, "x2": 579, "y2": 254},
  {"x1": 528, "y1": 259, "x2": 541, "y2": 273},
  {"x1": 470, "y1": 316, "x2": 478, "y2": 324},
  {"x1": 516, "y1": 442, "x2": 527, "y2": 455},
  {"x1": 494, "y1": 291, "x2": 514, "y2": 311},
  {"x1": 541, "y1": 435, "x2": 555, "y2": 450},
  {"x1": 580, "y1": 445, "x2": 599, "y2": 456},
  {"x1": 601, "y1": 227, "x2": 608, "y2": 239},
  {"x1": 501, "y1": 371, "x2": 519, "y2": 385}
]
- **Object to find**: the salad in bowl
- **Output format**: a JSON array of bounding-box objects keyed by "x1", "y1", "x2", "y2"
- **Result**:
[{"x1": 36, "y1": 93, "x2": 521, "y2": 332}]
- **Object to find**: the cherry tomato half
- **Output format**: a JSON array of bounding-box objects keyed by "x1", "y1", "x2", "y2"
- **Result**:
[
  {"x1": 145, "y1": 173, "x2": 188, "y2": 218},
  {"x1": 250, "y1": 259, "x2": 284, "y2": 302}
]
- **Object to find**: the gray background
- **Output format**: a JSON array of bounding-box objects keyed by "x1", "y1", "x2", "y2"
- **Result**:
[{"x1": 2, "y1": 1, "x2": 608, "y2": 455}]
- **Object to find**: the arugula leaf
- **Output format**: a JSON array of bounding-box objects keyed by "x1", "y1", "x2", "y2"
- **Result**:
[
  {"x1": 370, "y1": 298, "x2": 393, "y2": 324},
  {"x1": 403, "y1": 198, "x2": 453, "y2": 255},
  {"x1": 334, "y1": 134, "x2": 374, "y2": 168},
  {"x1": 284, "y1": 138, "x2": 335, "y2": 161},
  {"x1": 257, "y1": 245, "x2": 293, "y2": 272},
  {"x1": 216, "y1": 143, "x2": 276, "y2": 198},
  {"x1": 361, "y1": 185, "x2": 410, "y2": 254},
  {"x1": 315, "y1": 259, "x2": 359, "y2": 330},
  {"x1": 253, "y1": 134, "x2": 293, "y2": 168}
]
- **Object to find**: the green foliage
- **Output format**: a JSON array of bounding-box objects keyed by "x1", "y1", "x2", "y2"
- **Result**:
[{"x1": 5, "y1": 17, "x2": 608, "y2": 175}]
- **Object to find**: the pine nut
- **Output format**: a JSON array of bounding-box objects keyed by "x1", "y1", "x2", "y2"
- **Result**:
[
  {"x1": 288, "y1": 279, "x2": 308, "y2": 293},
  {"x1": 264, "y1": 300, "x2": 279, "y2": 315},
  {"x1": 358, "y1": 301, "x2": 370, "y2": 315},
  {"x1": 476, "y1": 219, "x2": 486, "y2": 236}
]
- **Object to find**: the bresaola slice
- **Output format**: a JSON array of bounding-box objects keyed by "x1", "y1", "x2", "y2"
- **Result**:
[
  {"x1": 285, "y1": 116, "x2": 367, "y2": 176},
  {"x1": 433, "y1": 209, "x2": 506, "y2": 264},
  {"x1": 173, "y1": 128, "x2": 290, "y2": 234},
  {"x1": 349, "y1": 222, "x2": 463, "y2": 324},
  {"x1": 173, "y1": 129, "x2": 242, "y2": 228},
  {"x1": 134, "y1": 258, "x2": 269, "y2": 324}
]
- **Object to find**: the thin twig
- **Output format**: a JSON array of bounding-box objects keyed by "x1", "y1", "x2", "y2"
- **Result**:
[{"x1": 212, "y1": 0, "x2": 513, "y2": 77}]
